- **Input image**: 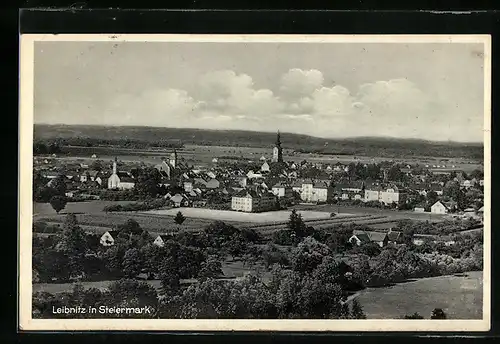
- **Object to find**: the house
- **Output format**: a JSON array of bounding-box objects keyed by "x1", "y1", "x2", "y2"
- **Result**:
[
  {"x1": 205, "y1": 178, "x2": 220, "y2": 189},
  {"x1": 153, "y1": 234, "x2": 174, "y2": 248},
  {"x1": 348, "y1": 230, "x2": 389, "y2": 247},
  {"x1": 414, "y1": 206, "x2": 426, "y2": 213},
  {"x1": 379, "y1": 186, "x2": 406, "y2": 205},
  {"x1": 261, "y1": 162, "x2": 270, "y2": 173},
  {"x1": 100, "y1": 230, "x2": 119, "y2": 246},
  {"x1": 170, "y1": 193, "x2": 190, "y2": 208},
  {"x1": 430, "y1": 201, "x2": 451, "y2": 214},
  {"x1": 231, "y1": 188, "x2": 277, "y2": 212}
]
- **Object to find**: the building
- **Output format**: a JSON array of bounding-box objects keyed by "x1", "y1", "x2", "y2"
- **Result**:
[
  {"x1": 348, "y1": 230, "x2": 389, "y2": 247},
  {"x1": 231, "y1": 188, "x2": 277, "y2": 212},
  {"x1": 99, "y1": 230, "x2": 119, "y2": 246},
  {"x1": 430, "y1": 201, "x2": 450, "y2": 214},
  {"x1": 170, "y1": 193, "x2": 191, "y2": 208},
  {"x1": 154, "y1": 151, "x2": 179, "y2": 180},
  {"x1": 271, "y1": 182, "x2": 294, "y2": 203},
  {"x1": 294, "y1": 180, "x2": 332, "y2": 203},
  {"x1": 107, "y1": 158, "x2": 135, "y2": 190},
  {"x1": 205, "y1": 178, "x2": 221, "y2": 189},
  {"x1": 261, "y1": 162, "x2": 270, "y2": 173},
  {"x1": 271, "y1": 131, "x2": 283, "y2": 163},
  {"x1": 363, "y1": 185, "x2": 406, "y2": 206},
  {"x1": 153, "y1": 234, "x2": 174, "y2": 248}
]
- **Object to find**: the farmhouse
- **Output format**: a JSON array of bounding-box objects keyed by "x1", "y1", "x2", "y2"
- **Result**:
[
  {"x1": 348, "y1": 230, "x2": 389, "y2": 247},
  {"x1": 100, "y1": 230, "x2": 119, "y2": 246},
  {"x1": 231, "y1": 187, "x2": 277, "y2": 212},
  {"x1": 153, "y1": 234, "x2": 174, "y2": 248},
  {"x1": 107, "y1": 158, "x2": 135, "y2": 190},
  {"x1": 430, "y1": 200, "x2": 456, "y2": 214}
]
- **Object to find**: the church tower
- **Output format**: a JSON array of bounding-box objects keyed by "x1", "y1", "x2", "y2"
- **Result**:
[
  {"x1": 272, "y1": 130, "x2": 283, "y2": 163},
  {"x1": 112, "y1": 157, "x2": 117, "y2": 175}
]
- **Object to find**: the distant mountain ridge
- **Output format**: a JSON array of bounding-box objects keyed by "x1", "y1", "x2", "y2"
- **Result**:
[{"x1": 33, "y1": 124, "x2": 483, "y2": 147}]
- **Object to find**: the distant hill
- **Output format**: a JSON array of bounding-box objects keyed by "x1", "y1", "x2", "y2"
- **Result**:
[{"x1": 33, "y1": 124, "x2": 484, "y2": 160}]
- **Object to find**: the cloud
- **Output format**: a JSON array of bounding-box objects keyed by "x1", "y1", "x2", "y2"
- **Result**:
[
  {"x1": 280, "y1": 68, "x2": 324, "y2": 99},
  {"x1": 99, "y1": 69, "x2": 482, "y2": 142},
  {"x1": 196, "y1": 70, "x2": 284, "y2": 117}
]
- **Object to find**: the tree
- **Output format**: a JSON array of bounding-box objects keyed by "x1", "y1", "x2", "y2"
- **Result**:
[
  {"x1": 122, "y1": 248, "x2": 143, "y2": 278},
  {"x1": 135, "y1": 167, "x2": 162, "y2": 198},
  {"x1": 430, "y1": 308, "x2": 447, "y2": 319},
  {"x1": 174, "y1": 211, "x2": 186, "y2": 225},
  {"x1": 426, "y1": 191, "x2": 438, "y2": 206},
  {"x1": 351, "y1": 298, "x2": 367, "y2": 319},
  {"x1": 404, "y1": 312, "x2": 424, "y2": 319},
  {"x1": 287, "y1": 209, "x2": 307, "y2": 238},
  {"x1": 198, "y1": 256, "x2": 224, "y2": 279},
  {"x1": 90, "y1": 159, "x2": 104, "y2": 171},
  {"x1": 55, "y1": 214, "x2": 87, "y2": 279},
  {"x1": 50, "y1": 195, "x2": 67, "y2": 214},
  {"x1": 291, "y1": 237, "x2": 331, "y2": 274}
]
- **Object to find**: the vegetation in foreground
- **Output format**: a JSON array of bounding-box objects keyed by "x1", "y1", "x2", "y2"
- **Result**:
[{"x1": 32, "y1": 209, "x2": 483, "y2": 319}]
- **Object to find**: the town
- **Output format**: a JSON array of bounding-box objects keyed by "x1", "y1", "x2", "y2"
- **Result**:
[{"x1": 31, "y1": 128, "x2": 484, "y2": 320}]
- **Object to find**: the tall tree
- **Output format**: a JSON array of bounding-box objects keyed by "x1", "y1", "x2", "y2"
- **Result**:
[
  {"x1": 174, "y1": 211, "x2": 186, "y2": 225},
  {"x1": 287, "y1": 209, "x2": 306, "y2": 238},
  {"x1": 49, "y1": 195, "x2": 67, "y2": 214}
]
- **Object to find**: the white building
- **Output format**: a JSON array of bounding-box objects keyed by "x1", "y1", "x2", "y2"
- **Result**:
[
  {"x1": 363, "y1": 186, "x2": 406, "y2": 206},
  {"x1": 107, "y1": 158, "x2": 135, "y2": 190},
  {"x1": 261, "y1": 162, "x2": 270, "y2": 173},
  {"x1": 100, "y1": 231, "x2": 119, "y2": 246},
  {"x1": 231, "y1": 188, "x2": 277, "y2": 212},
  {"x1": 430, "y1": 201, "x2": 449, "y2": 214},
  {"x1": 153, "y1": 234, "x2": 174, "y2": 248},
  {"x1": 295, "y1": 181, "x2": 331, "y2": 203}
]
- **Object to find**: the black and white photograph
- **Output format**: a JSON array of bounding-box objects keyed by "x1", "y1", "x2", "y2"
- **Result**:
[{"x1": 19, "y1": 34, "x2": 491, "y2": 331}]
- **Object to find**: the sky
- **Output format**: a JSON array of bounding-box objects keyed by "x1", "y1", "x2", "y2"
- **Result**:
[{"x1": 33, "y1": 40, "x2": 486, "y2": 142}]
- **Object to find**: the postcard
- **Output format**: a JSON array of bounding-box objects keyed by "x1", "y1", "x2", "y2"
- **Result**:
[{"x1": 19, "y1": 34, "x2": 491, "y2": 331}]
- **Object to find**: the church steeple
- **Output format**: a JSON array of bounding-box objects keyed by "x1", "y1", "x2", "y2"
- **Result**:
[
  {"x1": 272, "y1": 130, "x2": 283, "y2": 163},
  {"x1": 112, "y1": 157, "x2": 117, "y2": 174}
]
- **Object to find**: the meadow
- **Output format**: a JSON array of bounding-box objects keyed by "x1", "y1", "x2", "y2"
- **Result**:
[
  {"x1": 353, "y1": 270, "x2": 483, "y2": 319},
  {"x1": 143, "y1": 207, "x2": 334, "y2": 223}
]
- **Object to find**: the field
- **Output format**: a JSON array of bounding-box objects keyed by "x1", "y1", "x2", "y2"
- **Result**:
[
  {"x1": 143, "y1": 207, "x2": 334, "y2": 223},
  {"x1": 295, "y1": 204, "x2": 448, "y2": 222},
  {"x1": 34, "y1": 201, "x2": 431, "y2": 236},
  {"x1": 353, "y1": 271, "x2": 483, "y2": 319},
  {"x1": 45, "y1": 143, "x2": 483, "y2": 172},
  {"x1": 33, "y1": 201, "x2": 135, "y2": 217}
]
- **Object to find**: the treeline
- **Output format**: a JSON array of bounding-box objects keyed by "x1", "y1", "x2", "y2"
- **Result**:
[{"x1": 33, "y1": 137, "x2": 183, "y2": 152}]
